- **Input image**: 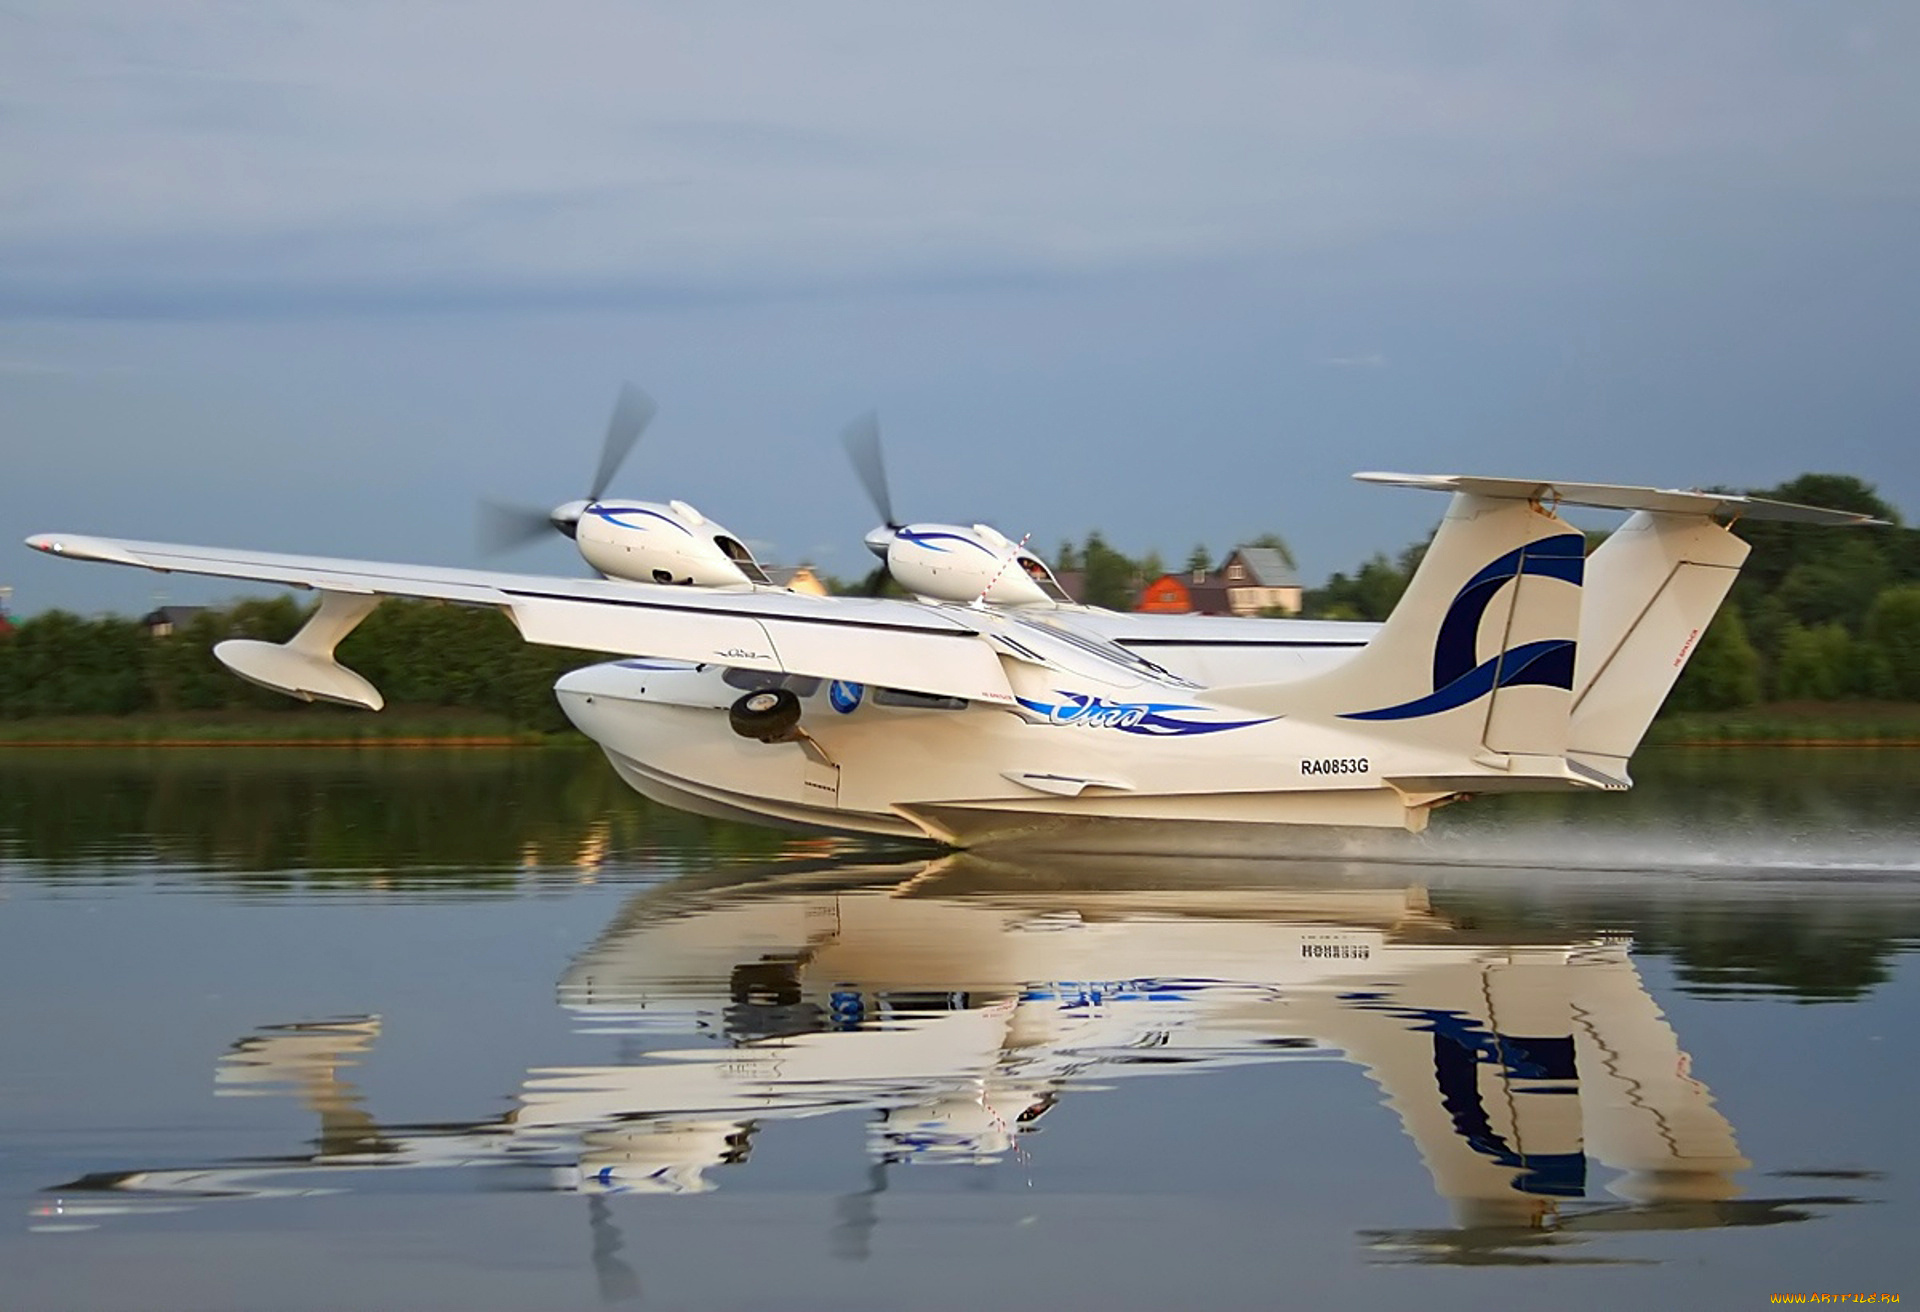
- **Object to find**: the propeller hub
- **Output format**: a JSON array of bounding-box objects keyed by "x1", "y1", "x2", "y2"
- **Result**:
[
  {"x1": 550, "y1": 500, "x2": 592, "y2": 540},
  {"x1": 863, "y1": 525, "x2": 895, "y2": 559}
]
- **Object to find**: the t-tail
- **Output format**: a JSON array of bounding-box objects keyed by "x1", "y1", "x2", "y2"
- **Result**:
[{"x1": 1207, "y1": 473, "x2": 1884, "y2": 793}]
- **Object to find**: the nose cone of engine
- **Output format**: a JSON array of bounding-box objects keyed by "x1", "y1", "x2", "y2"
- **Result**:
[
  {"x1": 550, "y1": 499, "x2": 592, "y2": 539},
  {"x1": 863, "y1": 525, "x2": 895, "y2": 560}
]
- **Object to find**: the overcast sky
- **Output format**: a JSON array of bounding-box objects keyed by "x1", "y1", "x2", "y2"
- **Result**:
[{"x1": 4, "y1": 1, "x2": 1917, "y2": 615}]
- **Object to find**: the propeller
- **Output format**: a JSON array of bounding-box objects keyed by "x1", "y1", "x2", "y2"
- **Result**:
[
  {"x1": 840, "y1": 412, "x2": 904, "y2": 596},
  {"x1": 841, "y1": 412, "x2": 899, "y2": 531},
  {"x1": 477, "y1": 382, "x2": 658, "y2": 555},
  {"x1": 590, "y1": 382, "x2": 658, "y2": 503},
  {"x1": 476, "y1": 498, "x2": 557, "y2": 554}
]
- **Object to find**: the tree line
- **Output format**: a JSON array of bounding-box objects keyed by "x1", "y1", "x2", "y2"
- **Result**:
[
  {"x1": 2, "y1": 472, "x2": 1912, "y2": 724},
  {"x1": 0, "y1": 596, "x2": 593, "y2": 730}
]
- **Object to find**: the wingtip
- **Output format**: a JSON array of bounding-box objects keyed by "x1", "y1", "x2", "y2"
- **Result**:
[
  {"x1": 22, "y1": 534, "x2": 149, "y2": 565},
  {"x1": 1352, "y1": 471, "x2": 1457, "y2": 489}
]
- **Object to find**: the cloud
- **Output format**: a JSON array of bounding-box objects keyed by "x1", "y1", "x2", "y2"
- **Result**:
[{"x1": 3, "y1": 2, "x2": 1916, "y2": 318}]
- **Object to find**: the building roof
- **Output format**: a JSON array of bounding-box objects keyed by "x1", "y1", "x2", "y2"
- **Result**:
[{"x1": 1225, "y1": 547, "x2": 1300, "y2": 589}]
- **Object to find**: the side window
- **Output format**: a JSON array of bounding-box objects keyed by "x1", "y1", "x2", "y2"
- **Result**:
[{"x1": 872, "y1": 687, "x2": 967, "y2": 711}]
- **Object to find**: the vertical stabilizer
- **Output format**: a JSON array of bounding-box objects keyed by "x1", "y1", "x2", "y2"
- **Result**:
[
  {"x1": 1209, "y1": 493, "x2": 1586, "y2": 764},
  {"x1": 1567, "y1": 512, "x2": 1749, "y2": 779}
]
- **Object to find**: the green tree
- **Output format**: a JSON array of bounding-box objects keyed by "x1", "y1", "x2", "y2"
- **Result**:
[
  {"x1": 0, "y1": 611, "x2": 150, "y2": 715},
  {"x1": 1773, "y1": 622, "x2": 1854, "y2": 701},
  {"x1": 1732, "y1": 474, "x2": 1906, "y2": 628},
  {"x1": 1666, "y1": 604, "x2": 1762, "y2": 712},
  {"x1": 1304, "y1": 550, "x2": 1415, "y2": 622},
  {"x1": 1185, "y1": 543, "x2": 1212, "y2": 575},
  {"x1": 1079, "y1": 531, "x2": 1140, "y2": 610},
  {"x1": 1864, "y1": 585, "x2": 1920, "y2": 699}
]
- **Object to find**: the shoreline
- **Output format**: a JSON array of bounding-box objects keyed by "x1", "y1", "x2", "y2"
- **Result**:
[{"x1": 0, "y1": 736, "x2": 544, "y2": 748}]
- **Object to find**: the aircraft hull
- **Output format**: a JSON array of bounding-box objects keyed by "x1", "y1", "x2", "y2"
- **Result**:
[{"x1": 556, "y1": 660, "x2": 1452, "y2": 850}]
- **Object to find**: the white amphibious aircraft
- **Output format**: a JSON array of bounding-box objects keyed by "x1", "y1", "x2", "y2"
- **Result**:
[{"x1": 23, "y1": 391, "x2": 1883, "y2": 849}]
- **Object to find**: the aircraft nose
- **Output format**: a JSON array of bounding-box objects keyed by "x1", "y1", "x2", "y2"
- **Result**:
[
  {"x1": 863, "y1": 525, "x2": 895, "y2": 559},
  {"x1": 550, "y1": 500, "x2": 591, "y2": 539},
  {"x1": 554, "y1": 662, "x2": 631, "y2": 703}
]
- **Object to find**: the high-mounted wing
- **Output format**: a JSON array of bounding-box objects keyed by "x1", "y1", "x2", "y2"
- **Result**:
[
  {"x1": 24, "y1": 534, "x2": 1020, "y2": 707},
  {"x1": 1355, "y1": 472, "x2": 1891, "y2": 525}
]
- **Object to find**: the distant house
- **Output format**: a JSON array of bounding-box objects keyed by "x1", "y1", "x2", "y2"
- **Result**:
[
  {"x1": 1050, "y1": 569, "x2": 1088, "y2": 605},
  {"x1": 1134, "y1": 547, "x2": 1303, "y2": 617},
  {"x1": 1216, "y1": 546, "x2": 1302, "y2": 616},
  {"x1": 764, "y1": 566, "x2": 828, "y2": 597},
  {"x1": 1135, "y1": 573, "x2": 1195, "y2": 613},
  {"x1": 141, "y1": 605, "x2": 206, "y2": 637}
]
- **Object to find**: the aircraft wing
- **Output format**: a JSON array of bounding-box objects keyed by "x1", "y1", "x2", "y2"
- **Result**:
[{"x1": 24, "y1": 533, "x2": 1023, "y2": 706}]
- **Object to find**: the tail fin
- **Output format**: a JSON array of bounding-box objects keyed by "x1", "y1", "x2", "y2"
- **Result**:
[
  {"x1": 1209, "y1": 492, "x2": 1586, "y2": 763},
  {"x1": 1206, "y1": 472, "x2": 1880, "y2": 789},
  {"x1": 1566, "y1": 511, "x2": 1748, "y2": 780}
]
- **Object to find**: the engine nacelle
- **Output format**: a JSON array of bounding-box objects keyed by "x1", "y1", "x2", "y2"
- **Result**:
[
  {"x1": 883, "y1": 522, "x2": 1070, "y2": 607},
  {"x1": 574, "y1": 499, "x2": 771, "y2": 587}
]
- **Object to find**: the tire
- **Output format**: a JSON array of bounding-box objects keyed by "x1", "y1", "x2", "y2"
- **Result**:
[{"x1": 729, "y1": 687, "x2": 803, "y2": 742}]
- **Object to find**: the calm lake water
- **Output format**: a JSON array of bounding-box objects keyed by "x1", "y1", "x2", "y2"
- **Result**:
[{"x1": 2, "y1": 747, "x2": 1916, "y2": 1311}]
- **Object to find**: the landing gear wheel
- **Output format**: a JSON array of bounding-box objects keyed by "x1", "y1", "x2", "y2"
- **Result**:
[{"x1": 729, "y1": 688, "x2": 803, "y2": 743}]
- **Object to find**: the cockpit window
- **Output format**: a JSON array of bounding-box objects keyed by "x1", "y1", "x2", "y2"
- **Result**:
[
  {"x1": 713, "y1": 535, "x2": 772, "y2": 585},
  {"x1": 1017, "y1": 555, "x2": 1073, "y2": 602}
]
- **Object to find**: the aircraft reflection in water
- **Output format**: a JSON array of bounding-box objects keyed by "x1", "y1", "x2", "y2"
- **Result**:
[{"x1": 43, "y1": 855, "x2": 1836, "y2": 1262}]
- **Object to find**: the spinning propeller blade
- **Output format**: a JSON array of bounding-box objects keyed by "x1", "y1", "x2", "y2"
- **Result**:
[
  {"x1": 477, "y1": 500, "x2": 556, "y2": 555},
  {"x1": 841, "y1": 412, "x2": 899, "y2": 529},
  {"x1": 476, "y1": 381, "x2": 659, "y2": 556},
  {"x1": 588, "y1": 382, "x2": 658, "y2": 504}
]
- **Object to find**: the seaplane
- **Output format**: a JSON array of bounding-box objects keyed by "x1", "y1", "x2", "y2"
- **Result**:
[{"x1": 23, "y1": 385, "x2": 1886, "y2": 851}]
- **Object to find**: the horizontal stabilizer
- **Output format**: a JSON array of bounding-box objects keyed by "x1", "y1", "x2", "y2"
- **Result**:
[{"x1": 1355, "y1": 473, "x2": 1889, "y2": 526}]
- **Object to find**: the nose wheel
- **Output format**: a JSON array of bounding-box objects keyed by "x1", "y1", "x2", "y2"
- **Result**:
[
  {"x1": 729, "y1": 688, "x2": 803, "y2": 743},
  {"x1": 728, "y1": 687, "x2": 837, "y2": 768}
]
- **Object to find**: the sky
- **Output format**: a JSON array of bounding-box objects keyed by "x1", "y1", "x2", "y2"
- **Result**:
[{"x1": 3, "y1": 1, "x2": 1917, "y2": 615}]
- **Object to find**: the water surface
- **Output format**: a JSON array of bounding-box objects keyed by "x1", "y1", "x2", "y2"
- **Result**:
[{"x1": 2, "y1": 747, "x2": 1915, "y2": 1310}]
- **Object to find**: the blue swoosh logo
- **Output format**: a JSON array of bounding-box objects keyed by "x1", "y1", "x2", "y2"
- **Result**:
[
  {"x1": 1343, "y1": 533, "x2": 1583, "y2": 722},
  {"x1": 588, "y1": 505, "x2": 695, "y2": 537},
  {"x1": 1018, "y1": 693, "x2": 1273, "y2": 736}
]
